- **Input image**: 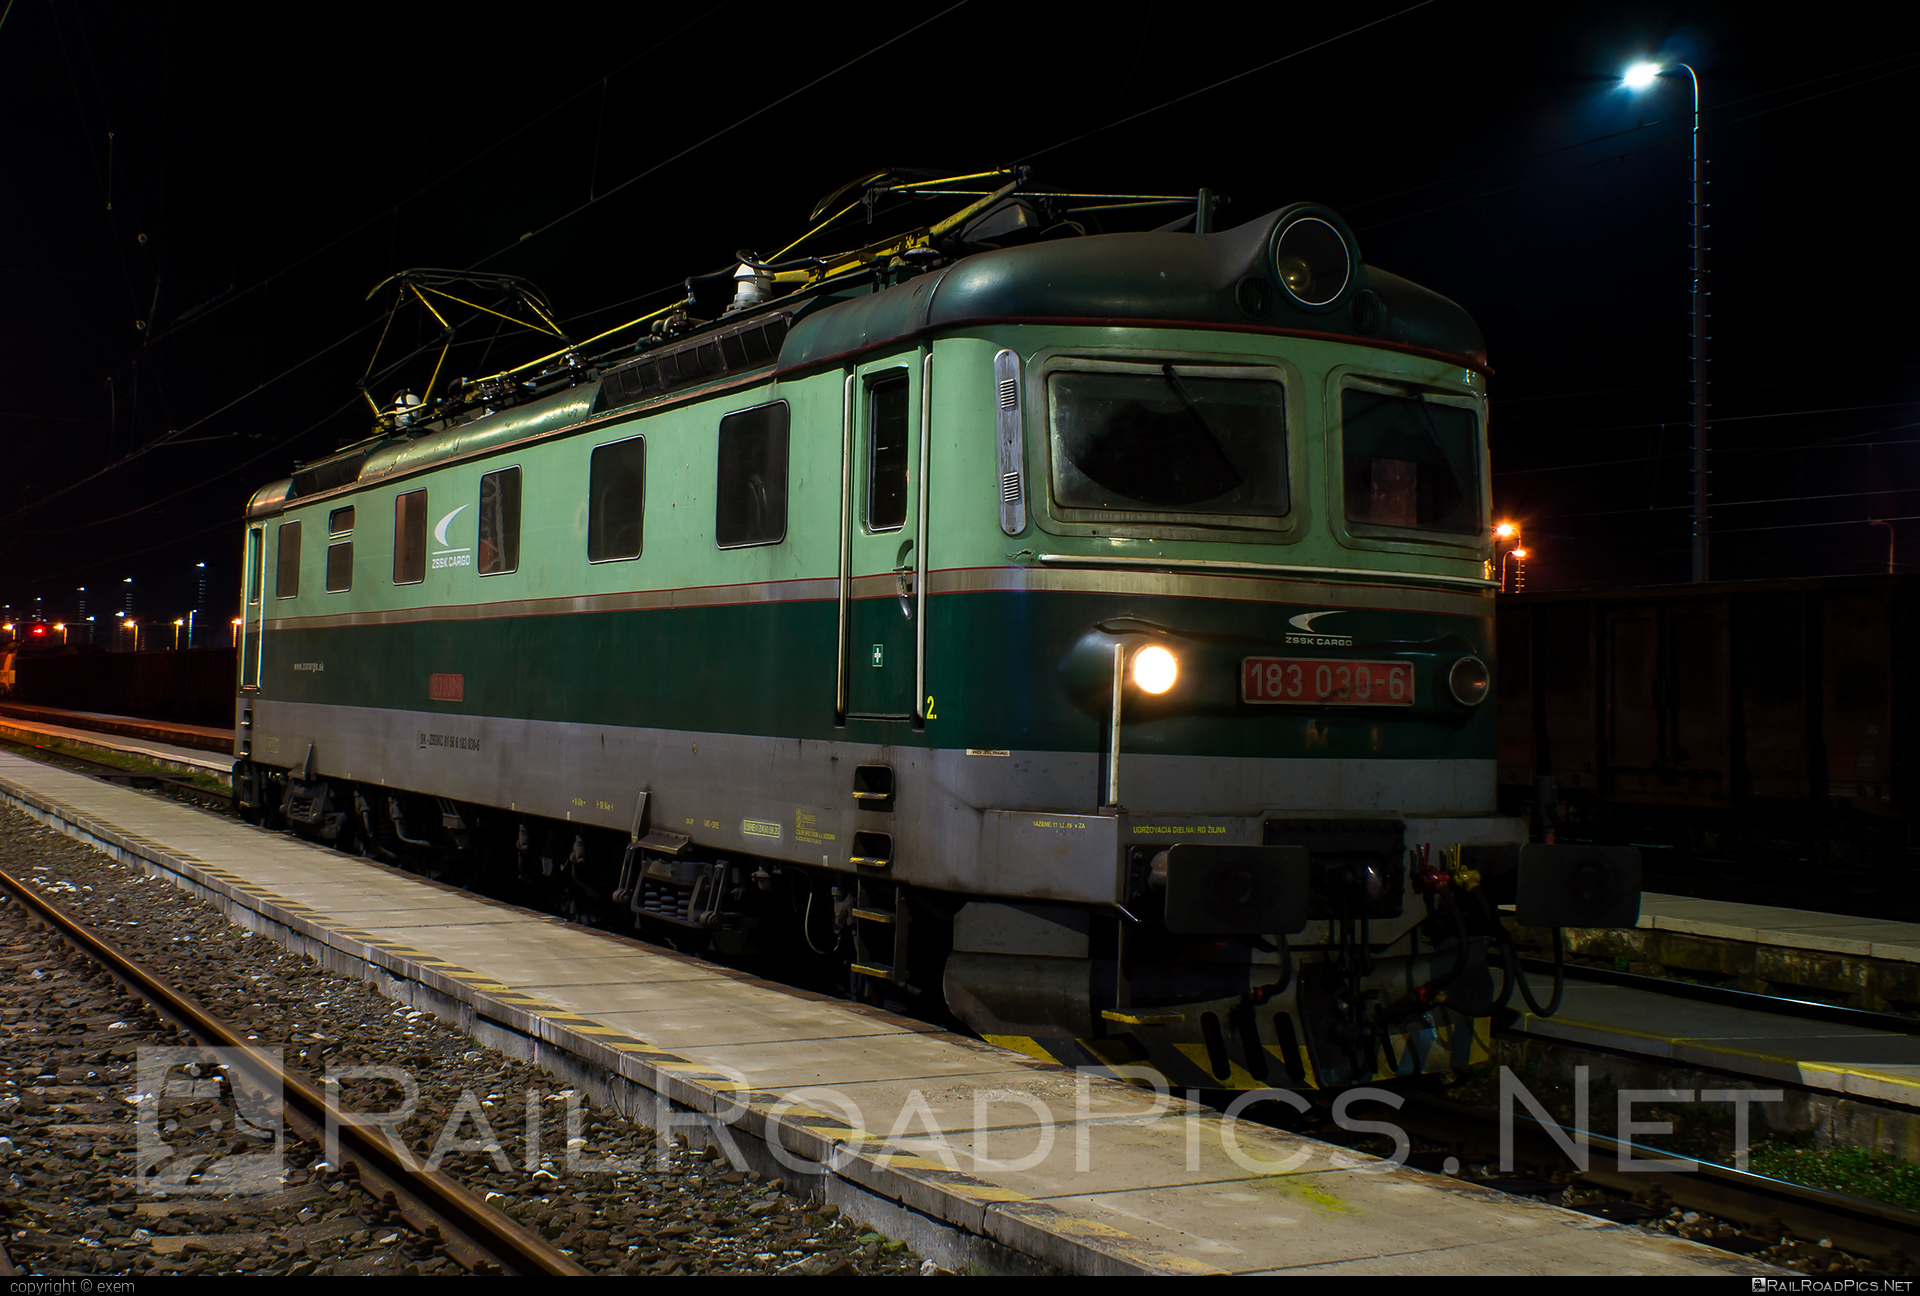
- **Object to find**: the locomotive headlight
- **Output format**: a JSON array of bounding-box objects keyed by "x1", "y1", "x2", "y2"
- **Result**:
[
  {"x1": 1269, "y1": 215, "x2": 1352, "y2": 308},
  {"x1": 1133, "y1": 645, "x2": 1179, "y2": 694},
  {"x1": 1448, "y1": 656, "x2": 1490, "y2": 707}
]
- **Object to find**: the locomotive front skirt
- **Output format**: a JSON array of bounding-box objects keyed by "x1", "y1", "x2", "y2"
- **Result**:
[{"x1": 232, "y1": 201, "x2": 1640, "y2": 1091}]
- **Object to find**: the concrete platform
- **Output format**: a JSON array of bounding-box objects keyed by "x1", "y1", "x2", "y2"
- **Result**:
[
  {"x1": 0, "y1": 712, "x2": 232, "y2": 782},
  {"x1": 1635, "y1": 893, "x2": 1920, "y2": 964},
  {"x1": 1511, "y1": 978, "x2": 1920, "y2": 1110},
  {"x1": 0, "y1": 751, "x2": 1760, "y2": 1276},
  {"x1": 0, "y1": 703, "x2": 232, "y2": 754}
]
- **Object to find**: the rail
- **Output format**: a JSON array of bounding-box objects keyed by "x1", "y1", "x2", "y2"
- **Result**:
[{"x1": 0, "y1": 863, "x2": 587, "y2": 1277}]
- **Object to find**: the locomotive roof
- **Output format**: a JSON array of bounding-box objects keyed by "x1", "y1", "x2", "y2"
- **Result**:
[
  {"x1": 250, "y1": 203, "x2": 1485, "y2": 517},
  {"x1": 779, "y1": 203, "x2": 1485, "y2": 376}
]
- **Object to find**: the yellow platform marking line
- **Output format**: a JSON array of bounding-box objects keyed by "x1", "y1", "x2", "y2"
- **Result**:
[{"x1": 1530, "y1": 1015, "x2": 1920, "y2": 1091}]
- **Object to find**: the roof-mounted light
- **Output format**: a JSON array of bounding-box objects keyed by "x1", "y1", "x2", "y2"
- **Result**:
[{"x1": 1269, "y1": 213, "x2": 1353, "y2": 309}]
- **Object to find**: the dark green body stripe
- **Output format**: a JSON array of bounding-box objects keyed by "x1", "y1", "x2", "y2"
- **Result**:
[{"x1": 260, "y1": 587, "x2": 1493, "y2": 760}]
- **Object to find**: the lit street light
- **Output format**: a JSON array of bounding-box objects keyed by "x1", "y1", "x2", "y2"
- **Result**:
[
  {"x1": 1503, "y1": 547, "x2": 1529, "y2": 593},
  {"x1": 173, "y1": 618, "x2": 185, "y2": 650},
  {"x1": 231, "y1": 617, "x2": 243, "y2": 648},
  {"x1": 1624, "y1": 57, "x2": 1709, "y2": 582}
]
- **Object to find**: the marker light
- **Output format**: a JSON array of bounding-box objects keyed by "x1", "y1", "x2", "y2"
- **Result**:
[
  {"x1": 1449, "y1": 656, "x2": 1490, "y2": 707},
  {"x1": 1132, "y1": 645, "x2": 1179, "y2": 694},
  {"x1": 1623, "y1": 61, "x2": 1660, "y2": 90}
]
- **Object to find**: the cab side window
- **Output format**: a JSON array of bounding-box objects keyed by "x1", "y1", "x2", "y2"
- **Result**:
[{"x1": 866, "y1": 375, "x2": 909, "y2": 532}]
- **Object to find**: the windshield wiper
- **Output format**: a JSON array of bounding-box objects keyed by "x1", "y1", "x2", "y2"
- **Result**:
[{"x1": 1160, "y1": 364, "x2": 1242, "y2": 467}]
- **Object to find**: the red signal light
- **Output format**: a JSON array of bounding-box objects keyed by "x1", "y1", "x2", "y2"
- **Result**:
[{"x1": 30, "y1": 625, "x2": 46, "y2": 636}]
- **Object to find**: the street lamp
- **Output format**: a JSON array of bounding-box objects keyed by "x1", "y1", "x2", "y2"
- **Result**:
[
  {"x1": 173, "y1": 618, "x2": 185, "y2": 650},
  {"x1": 1503, "y1": 547, "x2": 1529, "y2": 593},
  {"x1": 54, "y1": 623, "x2": 67, "y2": 645},
  {"x1": 1625, "y1": 58, "x2": 1709, "y2": 582},
  {"x1": 231, "y1": 617, "x2": 243, "y2": 648}
]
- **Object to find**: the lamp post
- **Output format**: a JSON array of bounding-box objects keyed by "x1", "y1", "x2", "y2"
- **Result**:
[
  {"x1": 173, "y1": 618, "x2": 185, "y2": 651},
  {"x1": 1625, "y1": 59, "x2": 1709, "y2": 582},
  {"x1": 1503, "y1": 547, "x2": 1529, "y2": 593}
]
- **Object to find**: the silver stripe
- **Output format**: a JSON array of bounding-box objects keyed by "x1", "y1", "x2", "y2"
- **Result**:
[{"x1": 1036, "y1": 553, "x2": 1497, "y2": 590}]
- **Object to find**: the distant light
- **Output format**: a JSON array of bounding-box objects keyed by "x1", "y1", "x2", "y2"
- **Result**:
[
  {"x1": 232, "y1": 618, "x2": 243, "y2": 627},
  {"x1": 116, "y1": 611, "x2": 125, "y2": 618},
  {"x1": 53, "y1": 623, "x2": 64, "y2": 631},
  {"x1": 1132, "y1": 645, "x2": 1179, "y2": 695},
  {"x1": 1512, "y1": 548, "x2": 1529, "y2": 559},
  {"x1": 31, "y1": 625, "x2": 45, "y2": 636},
  {"x1": 1623, "y1": 61, "x2": 1661, "y2": 90},
  {"x1": 1494, "y1": 521, "x2": 1517, "y2": 540}
]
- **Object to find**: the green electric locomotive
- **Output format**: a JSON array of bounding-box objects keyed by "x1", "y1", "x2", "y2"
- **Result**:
[{"x1": 232, "y1": 179, "x2": 1639, "y2": 1090}]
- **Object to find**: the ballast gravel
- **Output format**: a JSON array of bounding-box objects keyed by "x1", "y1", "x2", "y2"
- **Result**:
[{"x1": 0, "y1": 802, "x2": 936, "y2": 1277}]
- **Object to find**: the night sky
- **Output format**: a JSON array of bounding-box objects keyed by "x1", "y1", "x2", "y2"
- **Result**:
[{"x1": 4, "y1": 0, "x2": 1914, "y2": 636}]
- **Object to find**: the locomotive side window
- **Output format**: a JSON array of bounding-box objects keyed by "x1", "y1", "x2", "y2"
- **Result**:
[
  {"x1": 480, "y1": 467, "x2": 525, "y2": 573},
  {"x1": 866, "y1": 375, "x2": 910, "y2": 532},
  {"x1": 1047, "y1": 368, "x2": 1289, "y2": 520},
  {"x1": 326, "y1": 507, "x2": 353, "y2": 593},
  {"x1": 715, "y1": 402, "x2": 789, "y2": 548},
  {"x1": 275, "y1": 521, "x2": 301, "y2": 599},
  {"x1": 325, "y1": 541, "x2": 353, "y2": 593},
  {"x1": 393, "y1": 489, "x2": 428, "y2": 585},
  {"x1": 1341, "y1": 389, "x2": 1480, "y2": 535},
  {"x1": 587, "y1": 441, "x2": 644, "y2": 563}
]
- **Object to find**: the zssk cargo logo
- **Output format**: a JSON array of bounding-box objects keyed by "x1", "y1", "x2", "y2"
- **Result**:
[{"x1": 1284, "y1": 610, "x2": 1354, "y2": 648}]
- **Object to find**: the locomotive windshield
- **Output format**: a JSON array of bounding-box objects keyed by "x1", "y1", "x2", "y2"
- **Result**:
[
  {"x1": 1341, "y1": 388, "x2": 1481, "y2": 536},
  {"x1": 1047, "y1": 367, "x2": 1289, "y2": 521}
]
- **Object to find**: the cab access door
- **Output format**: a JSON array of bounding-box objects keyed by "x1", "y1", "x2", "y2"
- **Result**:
[{"x1": 838, "y1": 352, "x2": 927, "y2": 725}]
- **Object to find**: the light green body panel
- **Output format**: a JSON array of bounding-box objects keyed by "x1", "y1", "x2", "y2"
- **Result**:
[{"x1": 254, "y1": 324, "x2": 1487, "y2": 624}]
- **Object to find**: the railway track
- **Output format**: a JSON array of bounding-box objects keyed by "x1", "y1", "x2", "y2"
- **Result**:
[
  {"x1": 1386, "y1": 1090, "x2": 1920, "y2": 1267},
  {"x1": 1522, "y1": 956, "x2": 1920, "y2": 1033},
  {"x1": 0, "y1": 860, "x2": 585, "y2": 1278}
]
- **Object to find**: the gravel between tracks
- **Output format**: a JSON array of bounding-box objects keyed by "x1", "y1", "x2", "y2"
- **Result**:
[{"x1": 0, "y1": 802, "x2": 936, "y2": 1277}]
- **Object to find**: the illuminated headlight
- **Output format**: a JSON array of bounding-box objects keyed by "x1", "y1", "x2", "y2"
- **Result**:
[
  {"x1": 1270, "y1": 216, "x2": 1351, "y2": 307},
  {"x1": 1133, "y1": 645, "x2": 1179, "y2": 694},
  {"x1": 1448, "y1": 656, "x2": 1490, "y2": 707}
]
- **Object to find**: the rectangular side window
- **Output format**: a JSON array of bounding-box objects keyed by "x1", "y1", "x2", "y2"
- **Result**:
[
  {"x1": 394, "y1": 489, "x2": 427, "y2": 584},
  {"x1": 715, "y1": 402, "x2": 789, "y2": 548},
  {"x1": 329, "y1": 505, "x2": 355, "y2": 536},
  {"x1": 587, "y1": 440, "x2": 645, "y2": 562},
  {"x1": 1341, "y1": 388, "x2": 1481, "y2": 536},
  {"x1": 325, "y1": 542, "x2": 353, "y2": 592},
  {"x1": 479, "y1": 467, "x2": 524, "y2": 574},
  {"x1": 247, "y1": 530, "x2": 264, "y2": 605},
  {"x1": 275, "y1": 521, "x2": 301, "y2": 599},
  {"x1": 866, "y1": 375, "x2": 910, "y2": 532}
]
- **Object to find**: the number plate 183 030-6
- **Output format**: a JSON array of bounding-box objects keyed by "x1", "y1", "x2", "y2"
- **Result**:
[{"x1": 1242, "y1": 657, "x2": 1414, "y2": 706}]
